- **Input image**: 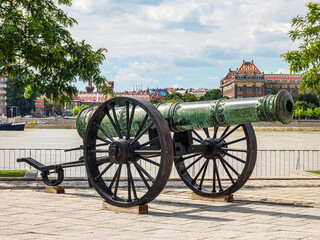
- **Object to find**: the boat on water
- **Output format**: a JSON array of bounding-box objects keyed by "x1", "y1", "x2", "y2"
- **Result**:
[{"x1": 0, "y1": 122, "x2": 25, "y2": 131}]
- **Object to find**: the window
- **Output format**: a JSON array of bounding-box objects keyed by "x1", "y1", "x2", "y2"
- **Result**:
[
  {"x1": 247, "y1": 87, "x2": 252, "y2": 92},
  {"x1": 290, "y1": 88, "x2": 295, "y2": 94},
  {"x1": 256, "y1": 87, "x2": 261, "y2": 92},
  {"x1": 237, "y1": 86, "x2": 243, "y2": 92},
  {"x1": 267, "y1": 88, "x2": 272, "y2": 94}
]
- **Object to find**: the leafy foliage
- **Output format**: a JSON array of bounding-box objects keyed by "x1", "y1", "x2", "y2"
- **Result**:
[
  {"x1": 72, "y1": 104, "x2": 89, "y2": 116},
  {"x1": 44, "y1": 99, "x2": 63, "y2": 116},
  {"x1": 0, "y1": 0, "x2": 110, "y2": 104},
  {"x1": 296, "y1": 93, "x2": 320, "y2": 107},
  {"x1": 199, "y1": 89, "x2": 222, "y2": 101},
  {"x1": 294, "y1": 107, "x2": 305, "y2": 119},
  {"x1": 164, "y1": 92, "x2": 183, "y2": 102},
  {"x1": 281, "y1": 2, "x2": 320, "y2": 96},
  {"x1": 5, "y1": 76, "x2": 36, "y2": 116},
  {"x1": 183, "y1": 93, "x2": 198, "y2": 102},
  {"x1": 294, "y1": 100, "x2": 317, "y2": 110},
  {"x1": 150, "y1": 99, "x2": 162, "y2": 104}
]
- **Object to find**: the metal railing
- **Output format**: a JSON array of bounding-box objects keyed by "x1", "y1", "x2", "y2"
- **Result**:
[{"x1": 1, "y1": 148, "x2": 320, "y2": 178}]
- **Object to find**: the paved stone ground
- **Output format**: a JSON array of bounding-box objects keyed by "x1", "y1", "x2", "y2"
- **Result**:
[{"x1": 1, "y1": 180, "x2": 320, "y2": 239}]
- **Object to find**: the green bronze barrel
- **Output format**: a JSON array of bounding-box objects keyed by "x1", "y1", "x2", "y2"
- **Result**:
[{"x1": 76, "y1": 90, "x2": 294, "y2": 139}]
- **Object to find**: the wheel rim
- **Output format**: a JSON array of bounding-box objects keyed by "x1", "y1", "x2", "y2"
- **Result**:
[
  {"x1": 84, "y1": 97, "x2": 173, "y2": 207},
  {"x1": 174, "y1": 124, "x2": 257, "y2": 197}
]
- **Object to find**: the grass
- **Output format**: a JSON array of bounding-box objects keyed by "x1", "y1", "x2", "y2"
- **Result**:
[
  {"x1": 0, "y1": 170, "x2": 27, "y2": 177},
  {"x1": 307, "y1": 171, "x2": 320, "y2": 175}
]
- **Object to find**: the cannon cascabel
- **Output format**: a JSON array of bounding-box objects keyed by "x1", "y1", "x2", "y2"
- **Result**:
[{"x1": 76, "y1": 89, "x2": 294, "y2": 139}]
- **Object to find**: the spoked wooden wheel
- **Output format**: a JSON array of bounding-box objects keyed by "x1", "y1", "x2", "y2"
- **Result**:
[
  {"x1": 84, "y1": 97, "x2": 174, "y2": 207},
  {"x1": 174, "y1": 124, "x2": 257, "y2": 197}
]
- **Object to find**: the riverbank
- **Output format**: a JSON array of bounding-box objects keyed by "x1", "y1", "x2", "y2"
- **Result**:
[{"x1": 1, "y1": 117, "x2": 320, "y2": 130}]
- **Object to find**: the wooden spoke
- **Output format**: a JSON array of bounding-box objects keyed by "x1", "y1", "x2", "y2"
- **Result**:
[
  {"x1": 219, "y1": 157, "x2": 235, "y2": 184},
  {"x1": 126, "y1": 103, "x2": 136, "y2": 140},
  {"x1": 108, "y1": 165, "x2": 120, "y2": 190},
  {"x1": 95, "y1": 123, "x2": 114, "y2": 142},
  {"x1": 198, "y1": 159, "x2": 209, "y2": 190},
  {"x1": 213, "y1": 126, "x2": 219, "y2": 139},
  {"x1": 133, "y1": 161, "x2": 151, "y2": 190},
  {"x1": 127, "y1": 163, "x2": 138, "y2": 200},
  {"x1": 215, "y1": 159, "x2": 223, "y2": 191},
  {"x1": 137, "y1": 137, "x2": 159, "y2": 148},
  {"x1": 134, "y1": 114, "x2": 148, "y2": 138},
  {"x1": 133, "y1": 160, "x2": 154, "y2": 183},
  {"x1": 218, "y1": 155, "x2": 240, "y2": 176},
  {"x1": 137, "y1": 155, "x2": 160, "y2": 167},
  {"x1": 111, "y1": 104, "x2": 123, "y2": 139},
  {"x1": 113, "y1": 164, "x2": 122, "y2": 199},
  {"x1": 180, "y1": 153, "x2": 201, "y2": 162},
  {"x1": 192, "y1": 130, "x2": 203, "y2": 142},
  {"x1": 134, "y1": 149, "x2": 161, "y2": 156},
  {"x1": 97, "y1": 137, "x2": 112, "y2": 144},
  {"x1": 183, "y1": 155, "x2": 202, "y2": 172},
  {"x1": 224, "y1": 152, "x2": 246, "y2": 164},
  {"x1": 217, "y1": 124, "x2": 242, "y2": 143},
  {"x1": 192, "y1": 137, "x2": 201, "y2": 143},
  {"x1": 94, "y1": 162, "x2": 114, "y2": 181},
  {"x1": 220, "y1": 148, "x2": 247, "y2": 153},
  {"x1": 126, "y1": 163, "x2": 132, "y2": 202},
  {"x1": 131, "y1": 121, "x2": 154, "y2": 146},
  {"x1": 222, "y1": 137, "x2": 246, "y2": 146},
  {"x1": 203, "y1": 128, "x2": 210, "y2": 138},
  {"x1": 212, "y1": 159, "x2": 217, "y2": 192},
  {"x1": 192, "y1": 159, "x2": 208, "y2": 183},
  {"x1": 220, "y1": 126, "x2": 230, "y2": 139},
  {"x1": 88, "y1": 149, "x2": 109, "y2": 153}
]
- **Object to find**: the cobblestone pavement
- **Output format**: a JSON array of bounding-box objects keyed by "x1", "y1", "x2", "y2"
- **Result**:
[{"x1": 1, "y1": 181, "x2": 320, "y2": 239}]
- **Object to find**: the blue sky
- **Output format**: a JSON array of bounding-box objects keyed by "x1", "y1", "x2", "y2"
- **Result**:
[{"x1": 64, "y1": 0, "x2": 310, "y2": 92}]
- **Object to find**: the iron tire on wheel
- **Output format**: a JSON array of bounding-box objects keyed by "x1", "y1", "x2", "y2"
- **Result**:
[
  {"x1": 84, "y1": 97, "x2": 174, "y2": 207},
  {"x1": 174, "y1": 123, "x2": 257, "y2": 198}
]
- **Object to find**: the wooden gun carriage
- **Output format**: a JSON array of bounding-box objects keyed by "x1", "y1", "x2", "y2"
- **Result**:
[{"x1": 18, "y1": 90, "x2": 294, "y2": 207}]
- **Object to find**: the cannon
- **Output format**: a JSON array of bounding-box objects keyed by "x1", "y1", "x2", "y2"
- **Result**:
[{"x1": 17, "y1": 90, "x2": 294, "y2": 207}]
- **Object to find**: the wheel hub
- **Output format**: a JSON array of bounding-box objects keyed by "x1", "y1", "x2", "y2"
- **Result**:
[
  {"x1": 109, "y1": 139, "x2": 130, "y2": 164},
  {"x1": 201, "y1": 138, "x2": 227, "y2": 159}
]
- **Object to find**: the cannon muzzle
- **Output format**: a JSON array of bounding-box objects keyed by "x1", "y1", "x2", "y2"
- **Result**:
[{"x1": 76, "y1": 90, "x2": 294, "y2": 138}]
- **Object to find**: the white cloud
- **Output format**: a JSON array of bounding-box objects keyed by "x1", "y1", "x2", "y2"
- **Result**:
[
  {"x1": 112, "y1": 62, "x2": 158, "y2": 84},
  {"x1": 173, "y1": 84, "x2": 183, "y2": 88},
  {"x1": 277, "y1": 68, "x2": 290, "y2": 74},
  {"x1": 175, "y1": 76, "x2": 184, "y2": 81},
  {"x1": 67, "y1": 0, "x2": 310, "y2": 91}
]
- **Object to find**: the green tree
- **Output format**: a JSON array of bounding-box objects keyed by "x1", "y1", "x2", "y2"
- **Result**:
[
  {"x1": 281, "y1": 2, "x2": 320, "y2": 96},
  {"x1": 183, "y1": 93, "x2": 198, "y2": 102},
  {"x1": 313, "y1": 107, "x2": 320, "y2": 117},
  {"x1": 44, "y1": 99, "x2": 63, "y2": 116},
  {"x1": 150, "y1": 99, "x2": 162, "y2": 104},
  {"x1": 296, "y1": 93, "x2": 319, "y2": 107},
  {"x1": 72, "y1": 104, "x2": 89, "y2": 116},
  {"x1": 294, "y1": 107, "x2": 305, "y2": 119},
  {"x1": 305, "y1": 108, "x2": 314, "y2": 119},
  {"x1": 294, "y1": 100, "x2": 317, "y2": 110},
  {"x1": 5, "y1": 76, "x2": 36, "y2": 116},
  {"x1": 165, "y1": 92, "x2": 183, "y2": 102},
  {"x1": 0, "y1": 0, "x2": 111, "y2": 104},
  {"x1": 200, "y1": 89, "x2": 222, "y2": 101}
]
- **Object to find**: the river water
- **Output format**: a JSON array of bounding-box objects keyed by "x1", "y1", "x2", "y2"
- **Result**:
[{"x1": 0, "y1": 128, "x2": 319, "y2": 150}]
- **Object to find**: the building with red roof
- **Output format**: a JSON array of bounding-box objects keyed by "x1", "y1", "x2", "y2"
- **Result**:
[{"x1": 220, "y1": 60, "x2": 303, "y2": 99}]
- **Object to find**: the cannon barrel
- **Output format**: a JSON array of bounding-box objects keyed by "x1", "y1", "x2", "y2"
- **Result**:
[{"x1": 76, "y1": 90, "x2": 294, "y2": 138}]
